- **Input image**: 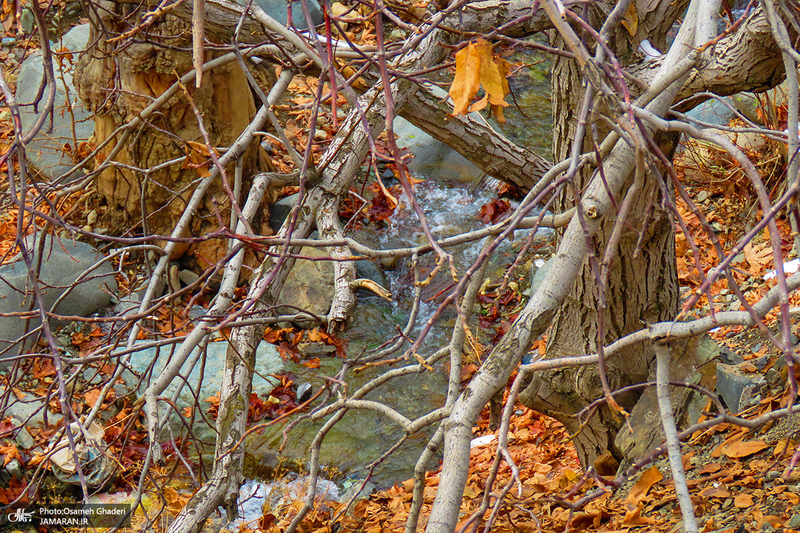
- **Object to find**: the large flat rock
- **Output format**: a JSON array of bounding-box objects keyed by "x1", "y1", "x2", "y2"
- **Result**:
[
  {"x1": 16, "y1": 24, "x2": 93, "y2": 182},
  {"x1": 0, "y1": 234, "x2": 117, "y2": 357}
]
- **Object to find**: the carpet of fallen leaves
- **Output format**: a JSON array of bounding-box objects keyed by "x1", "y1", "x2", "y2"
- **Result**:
[{"x1": 260, "y1": 395, "x2": 796, "y2": 533}]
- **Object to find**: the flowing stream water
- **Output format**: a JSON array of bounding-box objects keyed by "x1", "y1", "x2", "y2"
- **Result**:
[{"x1": 240, "y1": 52, "x2": 553, "y2": 510}]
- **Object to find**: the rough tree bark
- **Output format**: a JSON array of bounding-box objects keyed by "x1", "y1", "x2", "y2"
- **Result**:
[
  {"x1": 425, "y1": 0, "x2": 728, "y2": 528},
  {"x1": 518, "y1": 0, "x2": 682, "y2": 468},
  {"x1": 75, "y1": 1, "x2": 272, "y2": 264},
  {"x1": 165, "y1": 17, "x2": 448, "y2": 531},
  {"x1": 517, "y1": 1, "x2": 794, "y2": 469}
]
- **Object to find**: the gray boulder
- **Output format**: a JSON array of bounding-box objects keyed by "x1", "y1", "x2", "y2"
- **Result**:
[
  {"x1": 124, "y1": 339, "x2": 284, "y2": 409},
  {"x1": 247, "y1": 0, "x2": 323, "y2": 29},
  {"x1": 0, "y1": 234, "x2": 117, "y2": 357},
  {"x1": 0, "y1": 389, "x2": 62, "y2": 429},
  {"x1": 615, "y1": 334, "x2": 720, "y2": 464},
  {"x1": 684, "y1": 97, "x2": 736, "y2": 127},
  {"x1": 394, "y1": 116, "x2": 484, "y2": 183},
  {"x1": 16, "y1": 24, "x2": 92, "y2": 183},
  {"x1": 393, "y1": 83, "x2": 485, "y2": 183},
  {"x1": 716, "y1": 362, "x2": 766, "y2": 413},
  {"x1": 269, "y1": 192, "x2": 300, "y2": 232},
  {"x1": 277, "y1": 246, "x2": 335, "y2": 324}
]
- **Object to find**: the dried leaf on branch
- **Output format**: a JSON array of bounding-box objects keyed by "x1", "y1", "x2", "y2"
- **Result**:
[{"x1": 449, "y1": 39, "x2": 512, "y2": 123}]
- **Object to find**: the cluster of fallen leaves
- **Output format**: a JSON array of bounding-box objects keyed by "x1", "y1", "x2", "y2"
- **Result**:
[
  {"x1": 264, "y1": 325, "x2": 347, "y2": 362},
  {"x1": 266, "y1": 74, "x2": 349, "y2": 174},
  {"x1": 0, "y1": 191, "x2": 82, "y2": 263},
  {"x1": 275, "y1": 393, "x2": 799, "y2": 533},
  {"x1": 204, "y1": 375, "x2": 300, "y2": 423},
  {"x1": 478, "y1": 198, "x2": 511, "y2": 224},
  {"x1": 0, "y1": 111, "x2": 11, "y2": 175},
  {"x1": 675, "y1": 185, "x2": 795, "y2": 320},
  {"x1": 0, "y1": 351, "x2": 155, "y2": 504},
  {"x1": 339, "y1": 180, "x2": 404, "y2": 229},
  {"x1": 231, "y1": 85, "x2": 800, "y2": 533},
  {"x1": 477, "y1": 284, "x2": 521, "y2": 344},
  {"x1": 673, "y1": 89, "x2": 800, "y2": 319}
]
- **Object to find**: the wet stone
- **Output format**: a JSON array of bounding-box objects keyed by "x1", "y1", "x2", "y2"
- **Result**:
[
  {"x1": 3, "y1": 459, "x2": 22, "y2": 480},
  {"x1": 11, "y1": 420, "x2": 35, "y2": 450},
  {"x1": 715, "y1": 362, "x2": 766, "y2": 413},
  {"x1": 298, "y1": 342, "x2": 337, "y2": 358}
]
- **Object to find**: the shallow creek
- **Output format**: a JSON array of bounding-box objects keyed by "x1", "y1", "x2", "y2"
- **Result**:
[{"x1": 239, "y1": 58, "x2": 553, "y2": 511}]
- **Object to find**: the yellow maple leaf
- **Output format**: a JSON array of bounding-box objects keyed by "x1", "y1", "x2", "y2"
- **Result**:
[
  {"x1": 621, "y1": 2, "x2": 638, "y2": 36},
  {"x1": 450, "y1": 39, "x2": 512, "y2": 122},
  {"x1": 475, "y1": 40, "x2": 508, "y2": 109},
  {"x1": 490, "y1": 57, "x2": 512, "y2": 123},
  {"x1": 449, "y1": 42, "x2": 482, "y2": 116},
  {"x1": 626, "y1": 465, "x2": 662, "y2": 503}
]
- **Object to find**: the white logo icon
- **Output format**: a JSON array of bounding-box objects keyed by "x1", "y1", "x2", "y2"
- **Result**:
[{"x1": 7, "y1": 508, "x2": 33, "y2": 523}]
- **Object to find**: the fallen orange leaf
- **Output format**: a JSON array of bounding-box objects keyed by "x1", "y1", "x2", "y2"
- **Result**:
[
  {"x1": 719, "y1": 439, "x2": 769, "y2": 458},
  {"x1": 0, "y1": 443, "x2": 22, "y2": 467},
  {"x1": 627, "y1": 466, "x2": 662, "y2": 503},
  {"x1": 734, "y1": 493, "x2": 754, "y2": 508},
  {"x1": 622, "y1": 504, "x2": 657, "y2": 525}
]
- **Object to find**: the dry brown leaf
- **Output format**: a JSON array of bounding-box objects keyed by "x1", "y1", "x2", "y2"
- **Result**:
[
  {"x1": 463, "y1": 483, "x2": 481, "y2": 499},
  {"x1": 627, "y1": 466, "x2": 662, "y2": 503},
  {"x1": 449, "y1": 43, "x2": 482, "y2": 116},
  {"x1": 720, "y1": 439, "x2": 769, "y2": 458},
  {"x1": 774, "y1": 438, "x2": 797, "y2": 456},
  {"x1": 712, "y1": 432, "x2": 745, "y2": 457},
  {"x1": 743, "y1": 241, "x2": 772, "y2": 275},
  {"x1": 758, "y1": 515, "x2": 785, "y2": 528},
  {"x1": 84, "y1": 388, "x2": 114, "y2": 408},
  {"x1": 697, "y1": 463, "x2": 722, "y2": 474},
  {"x1": 302, "y1": 357, "x2": 321, "y2": 369},
  {"x1": 733, "y1": 493, "x2": 754, "y2": 508},
  {"x1": 450, "y1": 38, "x2": 511, "y2": 121},
  {"x1": 472, "y1": 40, "x2": 508, "y2": 109},
  {"x1": 620, "y1": 2, "x2": 638, "y2": 35},
  {"x1": 307, "y1": 328, "x2": 324, "y2": 342},
  {"x1": 622, "y1": 504, "x2": 657, "y2": 525},
  {"x1": 0, "y1": 443, "x2": 21, "y2": 467},
  {"x1": 699, "y1": 485, "x2": 731, "y2": 499}
]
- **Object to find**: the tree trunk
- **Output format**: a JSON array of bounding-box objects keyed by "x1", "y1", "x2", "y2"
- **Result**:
[
  {"x1": 518, "y1": 0, "x2": 681, "y2": 469},
  {"x1": 75, "y1": 1, "x2": 272, "y2": 264},
  {"x1": 519, "y1": 189, "x2": 678, "y2": 467}
]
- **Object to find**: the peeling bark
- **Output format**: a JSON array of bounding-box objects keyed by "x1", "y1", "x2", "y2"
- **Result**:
[{"x1": 75, "y1": 1, "x2": 271, "y2": 260}]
